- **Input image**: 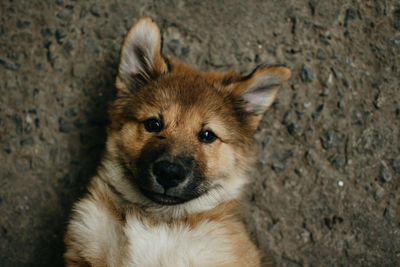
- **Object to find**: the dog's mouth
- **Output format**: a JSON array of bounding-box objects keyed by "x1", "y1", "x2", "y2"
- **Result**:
[{"x1": 140, "y1": 189, "x2": 188, "y2": 205}]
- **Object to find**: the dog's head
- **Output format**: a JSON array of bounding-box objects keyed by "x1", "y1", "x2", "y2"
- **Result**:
[{"x1": 104, "y1": 17, "x2": 290, "y2": 216}]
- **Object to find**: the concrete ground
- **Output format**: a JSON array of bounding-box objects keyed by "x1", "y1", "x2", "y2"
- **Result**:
[{"x1": 0, "y1": 0, "x2": 399, "y2": 266}]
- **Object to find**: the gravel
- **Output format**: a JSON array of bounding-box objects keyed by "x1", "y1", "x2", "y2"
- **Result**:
[{"x1": 1, "y1": 1, "x2": 399, "y2": 266}]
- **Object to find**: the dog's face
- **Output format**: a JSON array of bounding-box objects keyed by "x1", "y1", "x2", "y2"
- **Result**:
[{"x1": 105, "y1": 18, "x2": 290, "y2": 212}]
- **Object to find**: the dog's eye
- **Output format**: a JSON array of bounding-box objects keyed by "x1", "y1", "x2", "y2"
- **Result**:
[
  {"x1": 144, "y1": 118, "x2": 163, "y2": 133},
  {"x1": 198, "y1": 130, "x2": 217, "y2": 143}
]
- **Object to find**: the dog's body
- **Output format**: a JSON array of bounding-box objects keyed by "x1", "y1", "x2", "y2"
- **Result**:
[{"x1": 64, "y1": 18, "x2": 290, "y2": 267}]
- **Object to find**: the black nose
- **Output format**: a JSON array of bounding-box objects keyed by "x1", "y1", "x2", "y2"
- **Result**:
[{"x1": 152, "y1": 160, "x2": 187, "y2": 189}]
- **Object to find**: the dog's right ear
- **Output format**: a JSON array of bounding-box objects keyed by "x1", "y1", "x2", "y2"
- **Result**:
[
  {"x1": 117, "y1": 17, "x2": 168, "y2": 92},
  {"x1": 227, "y1": 65, "x2": 291, "y2": 129}
]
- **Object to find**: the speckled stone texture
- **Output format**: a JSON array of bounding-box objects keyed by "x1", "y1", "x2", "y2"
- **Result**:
[{"x1": 1, "y1": 0, "x2": 399, "y2": 266}]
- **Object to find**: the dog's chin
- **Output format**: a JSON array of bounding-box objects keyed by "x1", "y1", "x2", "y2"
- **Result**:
[{"x1": 140, "y1": 189, "x2": 193, "y2": 206}]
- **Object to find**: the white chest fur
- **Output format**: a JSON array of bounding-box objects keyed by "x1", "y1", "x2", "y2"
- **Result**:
[
  {"x1": 70, "y1": 196, "x2": 236, "y2": 267},
  {"x1": 123, "y1": 215, "x2": 234, "y2": 267}
]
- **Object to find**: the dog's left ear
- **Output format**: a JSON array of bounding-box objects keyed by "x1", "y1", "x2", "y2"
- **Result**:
[
  {"x1": 117, "y1": 17, "x2": 168, "y2": 90},
  {"x1": 232, "y1": 66, "x2": 291, "y2": 124}
]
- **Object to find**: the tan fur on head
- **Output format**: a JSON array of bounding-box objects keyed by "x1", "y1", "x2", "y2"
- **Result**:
[{"x1": 65, "y1": 17, "x2": 291, "y2": 267}]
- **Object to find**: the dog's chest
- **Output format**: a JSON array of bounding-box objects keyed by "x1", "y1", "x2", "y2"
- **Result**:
[{"x1": 122, "y1": 215, "x2": 233, "y2": 267}]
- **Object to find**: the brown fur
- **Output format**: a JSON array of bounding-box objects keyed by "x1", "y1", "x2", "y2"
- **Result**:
[{"x1": 64, "y1": 17, "x2": 290, "y2": 267}]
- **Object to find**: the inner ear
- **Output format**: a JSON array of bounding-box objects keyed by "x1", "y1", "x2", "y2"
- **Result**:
[
  {"x1": 118, "y1": 17, "x2": 168, "y2": 87},
  {"x1": 233, "y1": 65, "x2": 291, "y2": 115}
]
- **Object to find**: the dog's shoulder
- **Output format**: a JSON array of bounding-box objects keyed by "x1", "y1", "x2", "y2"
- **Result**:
[{"x1": 65, "y1": 177, "x2": 126, "y2": 267}]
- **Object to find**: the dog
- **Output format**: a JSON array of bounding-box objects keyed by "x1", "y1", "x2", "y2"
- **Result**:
[{"x1": 64, "y1": 17, "x2": 290, "y2": 267}]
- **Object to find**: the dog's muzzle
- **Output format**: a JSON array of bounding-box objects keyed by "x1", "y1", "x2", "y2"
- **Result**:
[{"x1": 136, "y1": 154, "x2": 203, "y2": 206}]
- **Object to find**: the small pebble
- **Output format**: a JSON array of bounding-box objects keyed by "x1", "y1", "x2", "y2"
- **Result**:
[
  {"x1": 167, "y1": 39, "x2": 180, "y2": 55},
  {"x1": 287, "y1": 123, "x2": 302, "y2": 135},
  {"x1": 332, "y1": 155, "x2": 345, "y2": 167},
  {"x1": 316, "y1": 48, "x2": 328, "y2": 60},
  {"x1": 342, "y1": 77, "x2": 350, "y2": 88},
  {"x1": 374, "y1": 92, "x2": 384, "y2": 109},
  {"x1": 90, "y1": 4, "x2": 101, "y2": 17},
  {"x1": 80, "y1": 6, "x2": 88, "y2": 18},
  {"x1": 56, "y1": 9, "x2": 73, "y2": 23},
  {"x1": 395, "y1": 108, "x2": 400, "y2": 118},
  {"x1": 16, "y1": 20, "x2": 31, "y2": 29},
  {"x1": 380, "y1": 172, "x2": 392, "y2": 183},
  {"x1": 380, "y1": 162, "x2": 392, "y2": 182},
  {"x1": 20, "y1": 137, "x2": 34, "y2": 146},
  {"x1": 320, "y1": 89, "x2": 329, "y2": 97},
  {"x1": 374, "y1": 186, "x2": 385, "y2": 201},
  {"x1": 58, "y1": 117, "x2": 73, "y2": 133},
  {"x1": 55, "y1": 29, "x2": 68, "y2": 43},
  {"x1": 394, "y1": 20, "x2": 400, "y2": 30},
  {"x1": 181, "y1": 46, "x2": 190, "y2": 56},
  {"x1": 282, "y1": 110, "x2": 295, "y2": 125},
  {"x1": 312, "y1": 104, "x2": 324, "y2": 119},
  {"x1": 300, "y1": 64, "x2": 314, "y2": 82},
  {"x1": 344, "y1": 7, "x2": 356, "y2": 27},
  {"x1": 392, "y1": 156, "x2": 400, "y2": 174}
]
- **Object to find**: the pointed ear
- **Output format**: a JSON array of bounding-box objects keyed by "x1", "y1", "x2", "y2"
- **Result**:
[
  {"x1": 233, "y1": 66, "x2": 291, "y2": 115},
  {"x1": 118, "y1": 17, "x2": 168, "y2": 88}
]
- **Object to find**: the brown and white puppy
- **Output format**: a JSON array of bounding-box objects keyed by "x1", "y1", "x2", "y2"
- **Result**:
[{"x1": 64, "y1": 17, "x2": 290, "y2": 267}]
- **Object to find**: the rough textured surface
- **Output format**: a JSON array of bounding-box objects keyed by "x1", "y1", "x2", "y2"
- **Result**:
[{"x1": 1, "y1": 0, "x2": 399, "y2": 266}]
